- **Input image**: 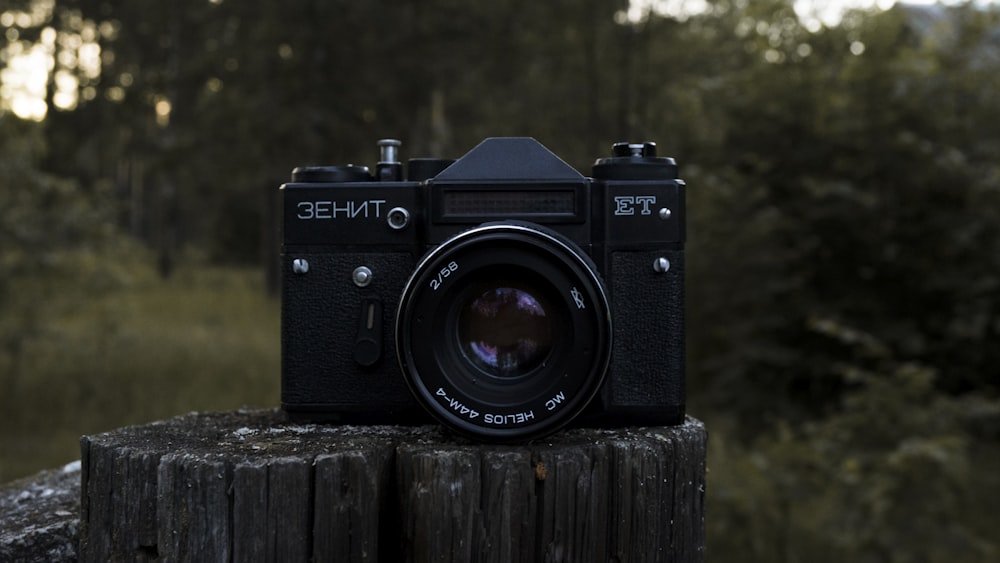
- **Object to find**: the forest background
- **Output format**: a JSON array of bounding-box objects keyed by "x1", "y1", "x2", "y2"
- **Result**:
[{"x1": 2, "y1": 0, "x2": 999, "y2": 560}]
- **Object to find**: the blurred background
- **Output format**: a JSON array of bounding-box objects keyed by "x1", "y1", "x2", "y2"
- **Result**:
[{"x1": 2, "y1": 0, "x2": 999, "y2": 559}]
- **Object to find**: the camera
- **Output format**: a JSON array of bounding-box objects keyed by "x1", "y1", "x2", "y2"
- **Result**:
[{"x1": 280, "y1": 137, "x2": 686, "y2": 441}]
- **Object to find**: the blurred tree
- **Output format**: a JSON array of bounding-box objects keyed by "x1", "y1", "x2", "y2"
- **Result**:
[
  {"x1": 19, "y1": 0, "x2": 654, "y2": 268},
  {"x1": 682, "y1": 2, "x2": 1000, "y2": 424},
  {"x1": 708, "y1": 360, "x2": 998, "y2": 563},
  {"x1": 0, "y1": 116, "x2": 139, "y2": 385}
]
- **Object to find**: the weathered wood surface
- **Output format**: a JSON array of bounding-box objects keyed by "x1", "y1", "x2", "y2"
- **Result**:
[
  {"x1": 80, "y1": 409, "x2": 706, "y2": 562},
  {"x1": 0, "y1": 461, "x2": 80, "y2": 562}
]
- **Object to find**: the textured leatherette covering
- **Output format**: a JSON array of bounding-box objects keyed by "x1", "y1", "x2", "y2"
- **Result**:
[
  {"x1": 281, "y1": 252, "x2": 419, "y2": 418},
  {"x1": 602, "y1": 249, "x2": 685, "y2": 423}
]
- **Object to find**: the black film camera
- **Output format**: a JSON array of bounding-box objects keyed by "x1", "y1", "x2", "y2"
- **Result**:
[{"x1": 280, "y1": 137, "x2": 686, "y2": 441}]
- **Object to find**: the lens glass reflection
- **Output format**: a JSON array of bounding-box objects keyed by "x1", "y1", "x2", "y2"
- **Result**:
[{"x1": 457, "y1": 283, "x2": 554, "y2": 378}]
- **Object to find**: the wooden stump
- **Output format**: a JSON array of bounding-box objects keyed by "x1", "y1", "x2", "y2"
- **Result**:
[
  {"x1": 79, "y1": 409, "x2": 706, "y2": 562},
  {"x1": 0, "y1": 462, "x2": 81, "y2": 562}
]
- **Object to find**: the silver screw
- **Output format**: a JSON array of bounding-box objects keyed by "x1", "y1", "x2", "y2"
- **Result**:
[
  {"x1": 353, "y1": 266, "x2": 373, "y2": 287},
  {"x1": 653, "y1": 257, "x2": 671, "y2": 273},
  {"x1": 292, "y1": 258, "x2": 309, "y2": 274},
  {"x1": 659, "y1": 208, "x2": 672, "y2": 220}
]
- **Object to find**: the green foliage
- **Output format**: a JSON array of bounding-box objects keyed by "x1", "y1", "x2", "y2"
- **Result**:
[
  {"x1": 684, "y1": 2, "x2": 1000, "y2": 422},
  {"x1": 709, "y1": 362, "x2": 999, "y2": 562},
  {"x1": 0, "y1": 116, "x2": 140, "y2": 382}
]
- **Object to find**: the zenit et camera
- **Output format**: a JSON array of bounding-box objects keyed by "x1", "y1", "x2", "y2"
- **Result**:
[{"x1": 280, "y1": 137, "x2": 686, "y2": 441}]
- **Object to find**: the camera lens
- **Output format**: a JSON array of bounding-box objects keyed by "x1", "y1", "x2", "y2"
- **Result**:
[
  {"x1": 396, "y1": 222, "x2": 611, "y2": 441},
  {"x1": 457, "y1": 281, "x2": 554, "y2": 379}
]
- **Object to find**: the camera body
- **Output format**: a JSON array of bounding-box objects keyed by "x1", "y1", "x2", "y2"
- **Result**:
[{"x1": 281, "y1": 137, "x2": 686, "y2": 441}]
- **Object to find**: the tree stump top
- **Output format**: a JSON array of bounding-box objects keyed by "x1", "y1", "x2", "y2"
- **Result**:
[{"x1": 83, "y1": 407, "x2": 706, "y2": 457}]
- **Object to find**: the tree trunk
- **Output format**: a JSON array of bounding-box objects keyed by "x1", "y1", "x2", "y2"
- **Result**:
[{"x1": 79, "y1": 409, "x2": 706, "y2": 562}]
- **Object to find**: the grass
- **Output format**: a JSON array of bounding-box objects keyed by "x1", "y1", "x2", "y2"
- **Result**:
[{"x1": 0, "y1": 266, "x2": 280, "y2": 483}]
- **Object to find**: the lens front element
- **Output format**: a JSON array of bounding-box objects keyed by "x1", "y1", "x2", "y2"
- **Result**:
[
  {"x1": 396, "y1": 223, "x2": 611, "y2": 441},
  {"x1": 457, "y1": 282, "x2": 555, "y2": 379}
]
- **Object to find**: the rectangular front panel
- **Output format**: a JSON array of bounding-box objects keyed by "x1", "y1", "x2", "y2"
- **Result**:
[
  {"x1": 602, "y1": 249, "x2": 685, "y2": 420},
  {"x1": 281, "y1": 251, "x2": 418, "y2": 417}
]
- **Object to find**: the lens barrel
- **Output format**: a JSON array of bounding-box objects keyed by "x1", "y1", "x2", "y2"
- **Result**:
[{"x1": 396, "y1": 223, "x2": 611, "y2": 441}]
